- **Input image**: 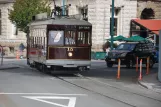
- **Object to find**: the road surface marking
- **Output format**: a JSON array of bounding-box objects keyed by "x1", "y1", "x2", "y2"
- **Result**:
[
  {"x1": 23, "y1": 96, "x2": 76, "y2": 107},
  {"x1": 0, "y1": 93, "x2": 87, "y2": 96}
]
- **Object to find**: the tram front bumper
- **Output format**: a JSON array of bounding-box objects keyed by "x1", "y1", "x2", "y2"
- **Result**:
[{"x1": 46, "y1": 60, "x2": 91, "y2": 68}]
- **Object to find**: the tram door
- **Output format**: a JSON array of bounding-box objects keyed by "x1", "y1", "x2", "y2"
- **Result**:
[{"x1": 37, "y1": 30, "x2": 47, "y2": 63}]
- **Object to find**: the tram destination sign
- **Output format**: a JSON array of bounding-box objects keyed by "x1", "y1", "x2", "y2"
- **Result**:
[{"x1": 78, "y1": 26, "x2": 91, "y2": 30}]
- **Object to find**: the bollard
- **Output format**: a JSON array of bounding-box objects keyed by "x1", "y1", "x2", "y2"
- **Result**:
[
  {"x1": 146, "y1": 57, "x2": 150, "y2": 75},
  {"x1": 117, "y1": 59, "x2": 121, "y2": 79},
  {"x1": 136, "y1": 57, "x2": 139, "y2": 72},
  {"x1": 16, "y1": 51, "x2": 19, "y2": 60},
  {"x1": 138, "y1": 59, "x2": 142, "y2": 80}
]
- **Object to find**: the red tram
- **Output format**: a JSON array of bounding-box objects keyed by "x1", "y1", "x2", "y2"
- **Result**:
[{"x1": 27, "y1": 14, "x2": 92, "y2": 73}]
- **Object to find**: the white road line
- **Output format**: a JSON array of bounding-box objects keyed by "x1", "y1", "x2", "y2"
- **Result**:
[
  {"x1": 0, "y1": 93, "x2": 87, "y2": 96},
  {"x1": 23, "y1": 96, "x2": 77, "y2": 107}
]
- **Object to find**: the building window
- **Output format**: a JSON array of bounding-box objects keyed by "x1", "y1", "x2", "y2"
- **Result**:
[
  {"x1": 13, "y1": 23, "x2": 18, "y2": 35},
  {"x1": 0, "y1": 9, "x2": 1, "y2": 35},
  {"x1": 110, "y1": 7, "x2": 121, "y2": 36},
  {"x1": 81, "y1": 6, "x2": 88, "y2": 21},
  {"x1": 110, "y1": 18, "x2": 118, "y2": 36},
  {"x1": 141, "y1": 8, "x2": 155, "y2": 19}
]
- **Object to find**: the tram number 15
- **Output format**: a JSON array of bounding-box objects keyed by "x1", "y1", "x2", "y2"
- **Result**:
[{"x1": 67, "y1": 48, "x2": 73, "y2": 52}]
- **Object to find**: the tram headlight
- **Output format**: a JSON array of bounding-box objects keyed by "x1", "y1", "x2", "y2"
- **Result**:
[{"x1": 68, "y1": 52, "x2": 73, "y2": 57}]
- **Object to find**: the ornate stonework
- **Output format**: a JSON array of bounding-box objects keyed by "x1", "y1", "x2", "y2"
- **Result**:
[
  {"x1": 137, "y1": 0, "x2": 161, "y2": 19},
  {"x1": 0, "y1": 0, "x2": 141, "y2": 53}
]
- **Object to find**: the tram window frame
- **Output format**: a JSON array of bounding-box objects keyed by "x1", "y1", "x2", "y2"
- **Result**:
[
  {"x1": 44, "y1": 37, "x2": 46, "y2": 49},
  {"x1": 39, "y1": 37, "x2": 42, "y2": 49},
  {"x1": 31, "y1": 37, "x2": 34, "y2": 48},
  {"x1": 65, "y1": 30, "x2": 76, "y2": 46},
  {"x1": 30, "y1": 37, "x2": 33, "y2": 48},
  {"x1": 37, "y1": 37, "x2": 39, "y2": 48},
  {"x1": 77, "y1": 31, "x2": 91, "y2": 46},
  {"x1": 35, "y1": 37, "x2": 38, "y2": 48},
  {"x1": 33, "y1": 37, "x2": 35, "y2": 48}
]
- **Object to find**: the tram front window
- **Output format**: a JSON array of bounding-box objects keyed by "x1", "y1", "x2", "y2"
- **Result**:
[
  {"x1": 78, "y1": 32, "x2": 91, "y2": 46},
  {"x1": 48, "y1": 31, "x2": 64, "y2": 45},
  {"x1": 65, "y1": 31, "x2": 76, "y2": 45}
]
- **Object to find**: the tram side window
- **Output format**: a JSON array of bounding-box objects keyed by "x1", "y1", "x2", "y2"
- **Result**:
[
  {"x1": 30, "y1": 37, "x2": 34, "y2": 48},
  {"x1": 65, "y1": 31, "x2": 76, "y2": 45},
  {"x1": 78, "y1": 32, "x2": 91, "y2": 46},
  {"x1": 39, "y1": 37, "x2": 44, "y2": 49},
  {"x1": 34, "y1": 37, "x2": 38, "y2": 48},
  {"x1": 33, "y1": 37, "x2": 36, "y2": 48}
]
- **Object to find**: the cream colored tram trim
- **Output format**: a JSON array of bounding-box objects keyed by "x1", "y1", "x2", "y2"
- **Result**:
[{"x1": 46, "y1": 60, "x2": 91, "y2": 67}]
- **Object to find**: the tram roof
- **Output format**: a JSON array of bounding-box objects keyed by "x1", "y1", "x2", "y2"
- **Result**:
[{"x1": 29, "y1": 18, "x2": 92, "y2": 26}]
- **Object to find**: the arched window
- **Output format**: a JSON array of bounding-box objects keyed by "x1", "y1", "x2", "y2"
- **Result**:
[{"x1": 141, "y1": 8, "x2": 155, "y2": 19}]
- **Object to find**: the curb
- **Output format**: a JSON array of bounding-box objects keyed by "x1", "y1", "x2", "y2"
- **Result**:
[{"x1": 0, "y1": 67, "x2": 20, "y2": 70}]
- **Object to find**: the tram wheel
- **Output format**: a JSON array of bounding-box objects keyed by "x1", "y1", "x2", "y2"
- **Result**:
[
  {"x1": 39, "y1": 64, "x2": 44, "y2": 72},
  {"x1": 43, "y1": 65, "x2": 51, "y2": 74},
  {"x1": 35, "y1": 62, "x2": 39, "y2": 70}
]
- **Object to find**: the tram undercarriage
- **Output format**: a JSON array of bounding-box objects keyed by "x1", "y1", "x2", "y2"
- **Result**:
[{"x1": 28, "y1": 59, "x2": 90, "y2": 74}]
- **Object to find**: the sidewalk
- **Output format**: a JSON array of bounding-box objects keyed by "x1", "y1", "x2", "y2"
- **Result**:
[
  {"x1": 138, "y1": 73, "x2": 161, "y2": 93},
  {"x1": 0, "y1": 64, "x2": 20, "y2": 70}
]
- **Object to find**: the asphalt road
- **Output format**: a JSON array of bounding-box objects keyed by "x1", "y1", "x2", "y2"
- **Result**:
[{"x1": 0, "y1": 59, "x2": 161, "y2": 107}]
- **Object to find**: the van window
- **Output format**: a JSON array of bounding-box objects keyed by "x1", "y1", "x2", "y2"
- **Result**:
[{"x1": 116, "y1": 44, "x2": 135, "y2": 50}]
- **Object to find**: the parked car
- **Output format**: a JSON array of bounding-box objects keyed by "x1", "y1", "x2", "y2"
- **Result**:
[{"x1": 105, "y1": 42, "x2": 156, "y2": 68}]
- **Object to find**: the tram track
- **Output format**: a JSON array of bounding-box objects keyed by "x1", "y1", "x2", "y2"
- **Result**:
[
  {"x1": 54, "y1": 75, "x2": 136, "y2": 107},
  {"x1": 11, "y1": 63, "x2": 161, "y2": 107},
  {"x1": 53, "y1": 73, "x2": 161, "y2": 107},
  {"x1": 75, "y1": 73, "x2": 161, "y2": 102}
]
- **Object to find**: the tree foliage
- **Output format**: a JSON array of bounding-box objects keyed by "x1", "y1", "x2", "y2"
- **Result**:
[{"x1": 9, "y1": 0, "x2": 51, "y2": 33}]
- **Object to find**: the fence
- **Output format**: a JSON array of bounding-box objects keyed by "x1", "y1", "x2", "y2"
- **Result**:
[{"x1": 91, "y1": 52, "x2": 106, "y2": 60}]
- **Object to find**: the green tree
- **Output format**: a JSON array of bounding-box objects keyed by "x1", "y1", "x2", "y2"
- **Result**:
[{"x1": 9, "y1": 0, "x2": 51, "y2": 34}]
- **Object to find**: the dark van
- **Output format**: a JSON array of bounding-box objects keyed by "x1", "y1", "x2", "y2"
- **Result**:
[{"x1": 105, "y1": 42, "x2": 156, "y2": 68}]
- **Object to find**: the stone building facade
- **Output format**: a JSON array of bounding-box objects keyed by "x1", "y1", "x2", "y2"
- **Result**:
[
  {"x1": 0, "y1": 0, "x2": 26, "y2": 57},
  {"x1": 137, "y1": 0, "x2": 161, "y2": 19},
  {"x1": 1, "y1": 0, "x2": 160, "y2": 56},
  {"x1": 55, "y1": 0, "x2": 137, "y2": 52},
  {"x1": 88, "y1": 0, "x2": 137, "y2": 51}
]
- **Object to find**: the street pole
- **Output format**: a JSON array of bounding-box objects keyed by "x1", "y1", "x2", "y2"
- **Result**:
[
  {"x1": 62, "y1": 0, "x2": 65, "y2": 15},
  {"x1": 158, "y1": 30, "x2": 161, "y2": 82},
  {"x1": 110, "y1": 0, "x2": 115, "y2": 50}
]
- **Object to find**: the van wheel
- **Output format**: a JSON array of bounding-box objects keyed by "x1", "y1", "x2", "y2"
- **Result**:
[
  {"x1": 126, "y1": 60, "x2": 134, "y2": 68},
  {"x1": 106, "y1": 62, "x2": 113, "y2": 68}
]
